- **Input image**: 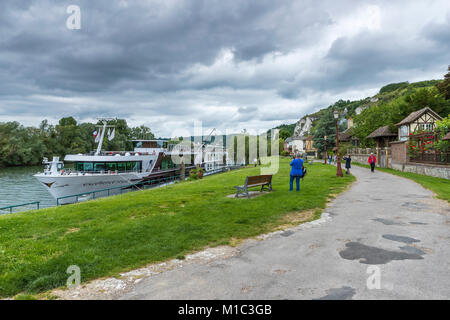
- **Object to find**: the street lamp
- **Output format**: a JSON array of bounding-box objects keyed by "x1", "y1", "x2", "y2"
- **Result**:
[
  {"x1": 333, "y1": 110, "x2": 343, "y2": 177},
  {"x1": 323, "y1": 135, "x2": 327, "y2": 164}
]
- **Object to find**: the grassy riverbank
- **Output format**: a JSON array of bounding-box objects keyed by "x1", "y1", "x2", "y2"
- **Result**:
[
  {"x1": 353, "y1": 162, "x2": 449, "y2": 202},
  {"x1": 0, "y1": 158, "x2": 354, "y2": 297}
]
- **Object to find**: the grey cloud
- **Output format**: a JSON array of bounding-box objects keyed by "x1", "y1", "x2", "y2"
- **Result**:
[
  {"x1": 0, "y1": 0, "x2": 336, "y2": 95},
  {"x1": 0, "y1": 0, "x2": 449, "y2": 137}
]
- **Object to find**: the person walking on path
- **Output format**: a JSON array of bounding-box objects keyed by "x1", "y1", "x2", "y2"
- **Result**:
[
  {"x1": 343, "y1": 154, "x2": 351, "y2": 174},
  {"x1": 368, "y1": 152, "x2": 376, "y2": 172},
  {"x1": 333, "y1": 154, "x2": 337, "y2": 165},
  {"x1": 289, "y1": 153, "x2": 303, "y2": 192},
  {"x1": 328, "y1": 154, "x2": 332, "y2": 165}
]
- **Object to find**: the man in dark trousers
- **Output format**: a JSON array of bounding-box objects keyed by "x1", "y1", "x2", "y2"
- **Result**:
[
  {"x1": 289, "y1": 153, "x2": 303, "y2": 192},
  {"x1": 368, "y1": 152, "x2": 376, "y2": 172},
  {"x1": 343, "y1": 154, "x2": 351, "y2": 174}
]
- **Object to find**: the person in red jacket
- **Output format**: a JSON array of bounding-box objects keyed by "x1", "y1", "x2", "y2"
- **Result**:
[{"x1": 368, "y1": 152, "x2": 376, "y2": 172}]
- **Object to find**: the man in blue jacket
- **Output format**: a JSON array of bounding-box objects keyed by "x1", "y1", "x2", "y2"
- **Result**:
[{"x1": 289, "y1": 153, "x2": 304, "y2": 192}]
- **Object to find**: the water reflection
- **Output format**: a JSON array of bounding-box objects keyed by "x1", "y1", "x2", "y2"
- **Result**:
[{"x1": 0, "y1": 166, "x2": 55, "y2": 213}]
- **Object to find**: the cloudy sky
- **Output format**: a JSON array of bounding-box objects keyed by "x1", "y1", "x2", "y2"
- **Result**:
[{"x1": 0, "y1": 0, "x2": 449, "y2": 138}]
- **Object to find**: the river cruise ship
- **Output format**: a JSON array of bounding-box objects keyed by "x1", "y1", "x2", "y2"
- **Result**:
[{"x1": 34, "y1": 120, "x2": 229, "y2": 204}]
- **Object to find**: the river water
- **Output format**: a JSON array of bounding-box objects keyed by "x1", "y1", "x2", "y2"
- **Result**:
[{"x1": 0, "y1": 166, "x2": 56, "y2": 213}]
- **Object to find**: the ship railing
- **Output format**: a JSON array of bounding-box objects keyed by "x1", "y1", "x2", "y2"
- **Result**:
[
  {"x1": 0, "y1": 201, "x2": 40, "y2": 214},
  {"x1": 50, "y1": 169, "x2": 142, "y2": 176},
  {"x1": 56, "y1": 174, "x2": 183, "y2": 205}
]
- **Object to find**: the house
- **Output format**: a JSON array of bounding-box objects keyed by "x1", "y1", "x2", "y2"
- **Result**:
[
  {"x1": 284, "y1": 137, "x2": 293, "y2": 153},
  {"x1": 291, "y1": 136, "x2": 305, "y2": 154},
  {"x1": 396, "y1": 107, "x2": 442, "y2": 141},
  {"x1": 442, "y1": 132, "x2": 450, "y2": 141},
  {"x1": 339, "y1": 127, "x2": 360, "y2": 146},
  {"x1": 347, "y1": 117, "x2": 354, "y2": 129},
  {"x1": 355, "y1": 105, "x2": 369, "y2": 115},
  {"x1": 367, "y1": 125, "x2": 398, "y2": 148},
  {"x1": 304, "y1": 135, "x2": 318, "y2": 157},
  {"x1": 338, "y1": 131, "x2": 352, "y2": 143}
]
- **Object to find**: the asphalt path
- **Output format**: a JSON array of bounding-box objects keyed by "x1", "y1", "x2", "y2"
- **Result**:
[{"x1": 120, "y1": 166, "x2": 450, "y2": 299}]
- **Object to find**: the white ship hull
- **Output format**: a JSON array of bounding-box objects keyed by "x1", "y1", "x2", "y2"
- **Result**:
[{"x1": 34, "y1": 172, "x2": 146, "y2": 204}]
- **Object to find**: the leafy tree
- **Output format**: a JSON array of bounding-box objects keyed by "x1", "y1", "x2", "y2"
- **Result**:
[
  {"x1": 279, "y1": 129, "x2": 291, "y2": 140},
  {"x1": 131, "y1": 125, "x2": 155, "y2": 140},
  {"x1": 0, "y1": 117, "x2": 155, "y2": 167},
  {"x1": 403, "y1": 87, "x2": 450, "y2": 118},
  {"x1": 353, "y1": 104, "x2": 393, "y2": 147},
  {"x1": 0, "y1": 122, "x2": 46, "y2": 167},
  {"x1": 379, "y1": 82, "x2": 409, "y2": 94},
  {"x1": 436, "y1": 116, "x2": 450, "y2": 135},
  {"x1": 312, "y1": 109, "x2": 344, "y2": 153},
  {"x1": 437, "y1": 65, "x2": 450, "y2": 100},
  {"x1": 435, "y1": 116, "x2": 450, "y2": 152}
]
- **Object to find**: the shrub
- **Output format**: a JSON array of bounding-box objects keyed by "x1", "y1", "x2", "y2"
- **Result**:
[{"x1": 188, "y1": 169, "x2": 198, "y2": 180}]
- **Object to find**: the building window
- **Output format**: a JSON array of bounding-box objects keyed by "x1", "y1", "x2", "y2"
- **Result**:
[
  {"x1": 418, "y1": 123, "x2": 433, "y2": 131},
  {"x1": 399, "y1": 125, "x2": 408, "y2": 141}
]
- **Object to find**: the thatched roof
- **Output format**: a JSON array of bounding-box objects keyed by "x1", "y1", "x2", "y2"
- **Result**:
[
  {"x1": 396, "y1": 107, "x2": 442, "y2": 127},
  {"x1": 367, "y1": 125, "x2": 397, "y2": 139},
  {"x1": 442, "y1": 132, "x2": 450, "y2": 141},
  {"x1": 338, "y1": 132, "x2": 352, "y2": 142}
]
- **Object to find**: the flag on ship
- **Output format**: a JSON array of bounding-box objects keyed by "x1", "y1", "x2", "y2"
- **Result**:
[
  {"x1": 108, "y1": 128, "x2": 115, "y2": 141},
  {"x1": 94, "y1": 129, "x2": 102, "y2": 143}
]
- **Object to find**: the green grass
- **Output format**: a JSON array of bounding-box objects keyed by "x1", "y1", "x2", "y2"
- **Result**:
[
  {"x1": 353, "y1": 162, "x2": 450, "y2": 202},
  {"x1": 0, "y1": 158, "x2": 354, "y2": 297}
]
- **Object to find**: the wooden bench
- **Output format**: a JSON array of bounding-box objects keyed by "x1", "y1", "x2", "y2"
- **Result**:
[{"x1": 234, "y1": 175, "x2": 273, "y2": 198}]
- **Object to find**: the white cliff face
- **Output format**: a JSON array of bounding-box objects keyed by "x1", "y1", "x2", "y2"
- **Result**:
[{"x1": 293, "y1": 116, "x2": 314, "y2": 137}]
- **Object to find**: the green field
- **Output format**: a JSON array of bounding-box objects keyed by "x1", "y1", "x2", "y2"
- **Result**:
[
  {"x1": 0, "y1": 158, "x2": 354, "y2": 297},
  {"x1": 353, "y1": 162, "x2": 450, "y2": 202}
]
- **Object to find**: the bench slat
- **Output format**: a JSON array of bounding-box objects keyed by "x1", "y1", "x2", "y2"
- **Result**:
[{"x1": 234, "y1": 174, "x2": 273, "y2": 198}]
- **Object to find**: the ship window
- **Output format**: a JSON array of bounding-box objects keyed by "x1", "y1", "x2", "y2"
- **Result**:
[
  {"x1": 134, "y1": 162, "x2": 140, "y2": 171},
  {"x1": 126, "y1": 162, "x2": 134, "y2": 171},
  {"x1": 117, "y1": 162, "x2": 127, "y2": 172},
  {"x1": 106, "y1": 162, "x2": 117, "y2": 171},
  {"x1": 76, "y1": 162, "x2": 83, "y2": 171},
  {"x1": 83, "y1": 163, "x2": 93, "y2": 172},
  {"x1": 94, "y1": 163, "x2": 106, "y2": 172},
  {"x1": 161, "y1": 157, "x2": 176, "y2": 170},
  {"x1": 116, "y1": 162, "x2": 142, "y2": 172}
]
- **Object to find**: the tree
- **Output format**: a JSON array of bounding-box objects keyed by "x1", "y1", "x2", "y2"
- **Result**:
[
  {"x1": 0, "y1": 122, "x2": 47, "y2": 167},
  {"x1": 353, "y1": 104, "x2": 392, "y2": 147},
  {"x1": 312, "y1": 109, "x2": 342, "y2": 153},
  {"x1": 403, "y1": 87, "x2": 450, "y2": 118},
  {"x1": 0, "y1": 117, "x2": 157, "y2": 167},
  {"x1": 131, "y1": 125, "x2": 155, "y2": 140},
  {"x1": 437, "y1": 65, "x2": 450, "y2": 100},
  {"x1": 279, "y1": 129, "x2": 291, "y2": 141}
]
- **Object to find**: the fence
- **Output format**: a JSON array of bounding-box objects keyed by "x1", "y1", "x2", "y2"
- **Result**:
[
  {"x1": 56, "y1": 165, "x2": 243, "y2": 205},
  {"x1": 409, "y1": 152, "x2": 450, "y2": 165},
  {"x1": 0, "y1": 201, "x2": 40, "y2": 214},
  {"x1": 2, "y1": 165, "x2": 244, "y2": 214}
]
